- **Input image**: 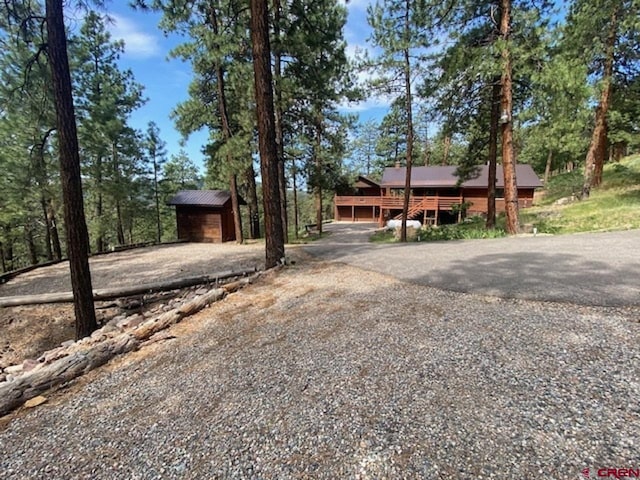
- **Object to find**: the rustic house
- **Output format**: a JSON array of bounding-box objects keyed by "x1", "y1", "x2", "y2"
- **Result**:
[
  {"x1": 167, "y1": 190, "x2": 245, "y2": 243},
  {"x1": 334, "y1": 164, "x2": 542, "y2": 225}
]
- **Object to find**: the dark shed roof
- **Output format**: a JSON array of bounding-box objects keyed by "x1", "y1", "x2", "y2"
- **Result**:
[
  {"x1": 167, "y1": 190, "x2": 246, "y2": 207},
  {"x1": 354, "y1": 175, "x2": 381, "y2": 189},
  {"x1": 380, "y1": 165, "x2": 542, "y2": 189}
]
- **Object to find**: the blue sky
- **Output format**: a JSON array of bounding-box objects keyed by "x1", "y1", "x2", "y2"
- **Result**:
[{"x1": 89, "y1": 0, "x2": 384, "y2": 175}]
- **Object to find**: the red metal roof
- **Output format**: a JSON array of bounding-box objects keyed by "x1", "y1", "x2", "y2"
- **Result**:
[
  {"x1": 380, "y1": 165, "x2": 542, "y2": 189},
  {"x1": 167, "y1": 190, "x2": 244, "y2": 207}
]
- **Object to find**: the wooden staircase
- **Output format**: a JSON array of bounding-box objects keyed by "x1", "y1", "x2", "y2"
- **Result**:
[{"x1": 393, "y1": 199, "x2": 428, "y2": 220}]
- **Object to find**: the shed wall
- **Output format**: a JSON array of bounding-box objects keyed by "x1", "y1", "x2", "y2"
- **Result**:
[{"x1": 176, "y1": 206, "x2": 228, "y2": 243}]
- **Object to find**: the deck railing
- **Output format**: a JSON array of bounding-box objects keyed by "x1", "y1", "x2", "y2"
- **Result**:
[{"x1": 334, "y1": 195, "x2": 463, "y2": 211}]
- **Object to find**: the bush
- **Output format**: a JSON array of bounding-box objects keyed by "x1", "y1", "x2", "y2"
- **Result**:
[{"x1": 417, "y1": 217, "x2": 507, "y2": 242}]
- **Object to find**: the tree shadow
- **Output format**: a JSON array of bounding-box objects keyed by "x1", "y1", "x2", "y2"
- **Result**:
[{"x1": 416, "y1": 251, "x2": 640, "y2": 307}]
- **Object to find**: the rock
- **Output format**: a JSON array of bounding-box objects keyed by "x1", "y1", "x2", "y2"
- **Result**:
[
  {"x1": 0, "y1": 373, "x2": 6, "y2": 383},
  {"x1": 195, "y1": 287, "x2": 209, "y2": 295},
  {"x1": 24, "y1": 396, "x2": 47, "y2": 408},
  {"x1": 554, "y1": 195, "x2": 576, "y2": 206},
  {"x1": 61, "y1": 340, "x2": 75, "y2": 348}
]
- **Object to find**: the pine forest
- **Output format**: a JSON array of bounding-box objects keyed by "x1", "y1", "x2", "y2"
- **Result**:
[{"x1": 0, "y1": 0, "x2": 638, "y2": 270}]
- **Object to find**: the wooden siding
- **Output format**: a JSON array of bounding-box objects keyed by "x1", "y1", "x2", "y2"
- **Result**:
[
  {"x1": 335, "y1": 205, "x2": 380, "y2": 222},
  {"x1": 334, "y1": 188, "x2": 537, "y2": 223},
  {"x1": 462, "y1": 188, "x2": 535, "y2": 214},
  {"x1": 176, "y1": 206, "x2": 234, "y2": 243}
]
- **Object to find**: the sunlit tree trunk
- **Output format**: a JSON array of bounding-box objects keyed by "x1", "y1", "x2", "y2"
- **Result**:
[
  {"x1": 499, "y1": 0, "x2": 519, "y2": 234},
  {"x1": 487, "y1": 79, "x2": 500, "y2": 229},
  {"x1": 250, "y1": 0, "x2": 285, "y2": 268},
  {"x1": 400, "y1": 15, "x2": 414, "y2": 242},
  {"x1": 582, "y1": 4, "x2": 618, "y2": 198},
  {"x1": 46, "y1": 0, "x2": 97, "y2": 339}
]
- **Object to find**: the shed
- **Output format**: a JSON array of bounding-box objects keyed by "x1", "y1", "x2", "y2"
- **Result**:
[{"x1": 167, "y1": 190, "x2": 245, "y2": 243}]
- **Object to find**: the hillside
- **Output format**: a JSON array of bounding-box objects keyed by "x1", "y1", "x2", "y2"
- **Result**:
[{"x1": 522, "y1": 155, "x2": 640, "y2": 234}]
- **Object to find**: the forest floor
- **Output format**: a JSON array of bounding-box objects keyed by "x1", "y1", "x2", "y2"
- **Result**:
[{"x1": 0, "y1": 242, "x2": 265, "y2": 370}]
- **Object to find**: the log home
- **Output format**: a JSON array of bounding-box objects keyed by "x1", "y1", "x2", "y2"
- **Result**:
[
  {"x1": 167, "y1": 190, "x2": 245, "y2": 243},
  {"x1": 334, "y1": 165, "x2": 542, "y2": 225}
]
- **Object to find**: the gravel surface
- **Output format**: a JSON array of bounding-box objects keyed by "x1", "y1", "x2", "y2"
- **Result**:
[
  {"x1": 0, "y1": 242, "x2": 265, "y2": 297},
  {"x1": 306, "y1": 223, "x2": 640, "y2": 307},
  {"x1": 1, "y1": 258, "x2": 638, "y2": 479}
]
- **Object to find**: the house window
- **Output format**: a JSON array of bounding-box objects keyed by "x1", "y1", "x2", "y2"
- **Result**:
[{"x1": 496, "y1": 188, "x2": 504, "y2": 198}]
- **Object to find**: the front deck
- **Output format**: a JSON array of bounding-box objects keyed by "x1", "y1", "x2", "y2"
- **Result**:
[{"x1": 334, "y1": 195, "x2": 467, "y2": 225}]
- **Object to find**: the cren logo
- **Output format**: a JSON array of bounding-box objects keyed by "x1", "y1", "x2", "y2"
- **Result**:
[{"x1": 597, "y1": 469, "x2": 640, "y2": 478}]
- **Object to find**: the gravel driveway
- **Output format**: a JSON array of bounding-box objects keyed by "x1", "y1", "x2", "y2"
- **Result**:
[
  {"x1": 306, "y1": 223, "x2": 640, "y2": 307},
  {"x1": 1, "y1": 230, "x2": 639, "y2": 479}
]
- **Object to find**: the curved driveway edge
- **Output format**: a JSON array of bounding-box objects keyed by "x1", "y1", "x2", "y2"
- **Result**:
[{"x1": 304, "y1": 223, "x2": 640, "y2": 307}]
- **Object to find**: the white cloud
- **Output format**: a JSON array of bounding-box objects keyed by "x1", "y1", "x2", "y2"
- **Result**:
[
  {"x1": 339, "y1": 0, "x2": 374, "y2": 12},
  {"x1": 339, "y1": 96, "x2": 392, "y2": 112},
  {"x1": 107, "y1": 13, "x2": 161, "y2": 59}
]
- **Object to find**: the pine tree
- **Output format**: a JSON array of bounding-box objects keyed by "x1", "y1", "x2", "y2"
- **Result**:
[
  {"x1": 72, "y1": 11, "x2": 145, "y2": 250},
  {"x1": 46, "y1": 0, "x2": 97, "y2": 339},
  {"x1": 251, "y1": 0, "x2": 285, "y2": 268},
  {"x1": 366, "y1": 0, "x2": 429, "y2": 241},
  {"x1": 144, "y1": 122, "x2": 167, "y2": 243},
  {"x1": 565, "y1": 0, "x2": 640, "y2": 198}
]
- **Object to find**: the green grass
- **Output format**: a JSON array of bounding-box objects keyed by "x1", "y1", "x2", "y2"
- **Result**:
[
  {"x1": 523, "y1": 155, "x2": 640, "y2": 234},
  {"x1": 369, "y1": 229, "x2": 396, "y2": 243},
  {"x1": 369, "y1": 216, "x2": 507, "y2": 243}
]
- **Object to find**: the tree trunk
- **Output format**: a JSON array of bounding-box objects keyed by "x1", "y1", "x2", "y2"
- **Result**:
[
  {"x1": 45, "y1": 0, "x2": 97, "y2": 339},
  {"x1": 423, "y1": 136, "x2": 430, "y2": 166},
  {"x1": 153, "y1": 156, "x2": 162, "y2": 243},
  {"x1": 292, "y1": 159, "x2": 299, "y2": 239},
  {"x1": 41, "y1": 196, "x2": 53, "y2": 261},
  {"x1": 230, "y1": 173, "x2": 243, "y2": 244},
  {"x1": 314, "y1": 114, "x2": 323, "y2": 234},
  {"x1": 400, "y1": 1, "x2": 413, "y2": 243},
  {"x1": 4, "y1": 230, "x2": 14, "y2": 271},
  {"x1": 544, "y1": 149, "x2": 553, "y2": 185},
  {"x1": 95, "y1": 155, "x2": 104, "y2": 252},
  {"x1": 210, "y1": 5, "x2": 244, "y2": 245},
  {"x1": 116, "y1": 200, "x2": 125, "y2": 246},
  {"x1": 499, "y1": 0, "x2": 519, "y2": 235},
  {"x1": 32, "y1": 138, "x2": 53, "y2": 261},
  {"x1": 486, "y1": 79, "x2": 501, "y2": 229},
  {"x1": 272, "y1": 0, "x2": 288, "y2": 243},
  {"x1": 582, "y1": 4, "x2": 618, "y2": 198},
  {"x1": 48, "y1": 199, "x2": 62, "y2": 260},
  {"x1": 250, "y1": 0, "x2": 285, "y2": 268},
  {"x1": 25, "y1": 224, "x2": 38, "y2": 265},
  {"x1": 0, "y1": 242, "x2": 5, "y2": 273},
  {"x1": 245, "y1": 164, "x2": 261, "y2": 239},
  {"x1": 442, "y1": 135, "x2": 451, "y2": 166}
]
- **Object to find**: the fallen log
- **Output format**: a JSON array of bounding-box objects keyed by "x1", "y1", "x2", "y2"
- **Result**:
[
  {"x1": 0, "y1": 273, "x2": 260, "y2": 416},
  {"x1": 0, "y1": 268, "x2": 257, "y2": 308}
]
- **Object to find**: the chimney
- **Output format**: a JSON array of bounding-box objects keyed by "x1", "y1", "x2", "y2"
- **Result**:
[{"x1": 395, "y1": 161, "x2": 401, "y2": 169}]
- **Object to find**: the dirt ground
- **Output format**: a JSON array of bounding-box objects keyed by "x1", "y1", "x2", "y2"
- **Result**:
[{"x1": 0, "y1": 242, "x2": 266, "y2": 369}]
